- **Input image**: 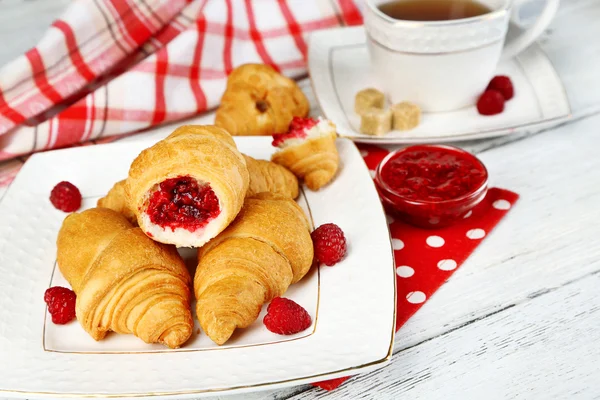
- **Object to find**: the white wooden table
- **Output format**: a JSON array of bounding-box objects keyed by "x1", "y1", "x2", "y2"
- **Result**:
[{"x1": 1, "y1": 0, "x2": 600, "y2": 398}]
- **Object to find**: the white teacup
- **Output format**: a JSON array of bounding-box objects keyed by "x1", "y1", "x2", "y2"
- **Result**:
[{"x1": 365, "y1": 0, "x2": 560, "y2": 112}]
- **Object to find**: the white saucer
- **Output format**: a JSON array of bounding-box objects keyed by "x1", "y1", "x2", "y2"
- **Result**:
[{"x1": 308, "y1": 26, "x2": 571, "y2": 144}]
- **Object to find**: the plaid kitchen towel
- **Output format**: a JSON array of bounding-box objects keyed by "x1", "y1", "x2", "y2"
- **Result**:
[{"x1": 0, "y1": 0, "x2": 362, "y2": 183}]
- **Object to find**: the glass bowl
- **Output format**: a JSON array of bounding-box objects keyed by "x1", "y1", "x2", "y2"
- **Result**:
[{"x1": 374, "y1": 145, "x2": 489, "y2": 229}]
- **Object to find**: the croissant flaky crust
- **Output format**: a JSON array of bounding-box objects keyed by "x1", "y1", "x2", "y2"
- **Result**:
[
  {"x1": 215, "y1": 64, "x2": 309, "y2": 136},
  {"x1": 244, "y1": 155, "x2": 299, "y2": 199},
  {"x1": 126, "y1": 125, "x2": 249, "y2": 248},
  {"x1": 271, "y1": 120, "x2": 339, "y2": 191},
  {"x1": 97, "y1": 180, "x2": 137, "y2": 224},
  {"x1": 57, "y1": 208, "x2": 194, "y2": 349},
  {"x1": 101, "y1": 156, "x2": 297, "y2": 225},
  {"x1": 194, "y1": 192, "x2": 313, "y2": 345}
]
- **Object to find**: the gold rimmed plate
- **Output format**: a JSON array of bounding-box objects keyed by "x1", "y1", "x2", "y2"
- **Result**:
[{"x1": 0, "y1": 137, "x2": 395, "y2": 398}]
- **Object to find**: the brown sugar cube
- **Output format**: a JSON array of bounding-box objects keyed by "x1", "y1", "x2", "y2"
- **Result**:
[
  {"x1": 360, "y1": 107, "x2": 392, "y2": 136},
  {"x1": 391, "y1": 102, "x2": 421, "y2": 131},
  {"x1": 355, "y1": 88, "x2": 385, "y2": 115}
]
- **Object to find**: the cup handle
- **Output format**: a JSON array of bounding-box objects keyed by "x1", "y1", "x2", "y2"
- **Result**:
[{"x1": 501, "y1": 0, "x2": 560, "y2": 60}]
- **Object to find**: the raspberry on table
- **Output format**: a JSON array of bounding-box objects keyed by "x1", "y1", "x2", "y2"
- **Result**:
[
  {"x1": 311, "y1": 223, "x2": 347, "y2": 266},
  {"x1": 477, "y1": 90, "x2": 505, "y2": 116},
  {"x1": 263, "y1": 297, "x2": 312, "y2": 335},
  {"x1": 312, "y1": 376, "x2": 352, "y2": 391},
  {"x1": 487, "y1": 75, "x2": 514, "y2": 100},
  {"x1": 50, "y1": 181, "x2": 82, "y2": 212},
  {"x1": 44, "y1": 286, "x2": 77, "y2": 325}
]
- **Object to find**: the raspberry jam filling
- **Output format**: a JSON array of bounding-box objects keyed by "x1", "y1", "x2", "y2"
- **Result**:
[
  {"x1": 146, "y1": 176, "x2": 220, "y2": 232},
  {"x1": 380, "y1": 146, "x2": 486, "y2": 202},
  {"x1": 272, "y1": 117, "x2": 318, "y2": 147}
]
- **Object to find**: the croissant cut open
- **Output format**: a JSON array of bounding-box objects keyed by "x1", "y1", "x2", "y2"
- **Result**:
[
  {"x1": 126, "y1": 125, "x2": 249, "y2": 247},
  {"x1": 56, "y1": 208, "x2": 194, "y2": 349},
  {"x1": 271, "y1": 119, "x2": 339, "y2": 191},
  {"x1": 99, "y1": 155, "x2": 298, "y2": 226},
  {"x1": 194, "y1": 192, "x2": 314, "y2": 345}
]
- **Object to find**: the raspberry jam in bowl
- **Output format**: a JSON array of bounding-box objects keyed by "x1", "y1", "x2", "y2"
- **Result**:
[{"x1": 374, "y1": 145, "x2": 488, "y2": 228}]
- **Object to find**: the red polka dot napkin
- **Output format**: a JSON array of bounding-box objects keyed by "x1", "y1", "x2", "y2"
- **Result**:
[{"x1": 312, "y1": 144, "x2": 519, "y2": 391}]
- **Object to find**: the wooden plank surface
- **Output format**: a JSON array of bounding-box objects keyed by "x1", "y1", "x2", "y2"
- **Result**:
[
  {"x1": 287, "y1": 271, "x2": 600, "y2": 399},
  {"x1": 0, "y1": 0, "x2": 599, "y2": 399},
  {"x1": 0, "y1": 0, "x2": 71, "y2": 65}
]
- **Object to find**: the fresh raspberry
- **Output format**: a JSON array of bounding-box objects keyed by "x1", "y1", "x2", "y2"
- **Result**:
[
  {"x1": 272, "y1": 117, "x2": 318, "y2": 147},
  {"x1": 50, "y1": 181, "x2": 82, "y2": 212},
  {"x1": 312, "y1": 377, "x2": 351, "y2": 391},
  {"x1": 477, "y1": 90, "x2": 505, "y2": 116},
  {"x1": 487, "y1": 75, "x2": 514, "y2": 100},
  {"x1": 263, "y1": 297, "x2": 312, "y2": 335},
  {"x1": 44, "y1": 286, "x2": 76, "y2": 325},
  {"x1": 311, "y1": 223, "x2": 347, "y2": 266}
]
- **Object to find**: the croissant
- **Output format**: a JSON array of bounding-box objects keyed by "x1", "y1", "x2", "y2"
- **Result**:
[
  {"x1": 126, "y1": 125, "x2": 249, "y2": 247},
  {"x1": 97, "y1": 180, "x2": 137, "y2": 224},
  {"x1": 56, "y1": 208, "x2": 194, "y2": 349},
  {"x1": 215, "y1": 64, "x2": 309, "y2": 136},
  {"x1": 194, "y1": 192, "x2": 313, "y2": 345},
  {"x1": 100, "y1": 161, "x2": 296, "y2": 225},
  {"x1": 244, "y1": 155, "x2": 298, "y2": 199},
  {"x1": 271, "y1": 117, "x2": 339, "y2": 191}
]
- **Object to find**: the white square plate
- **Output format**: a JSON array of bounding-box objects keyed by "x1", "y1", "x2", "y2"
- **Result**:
[
  {"x1": 0, "y1": 137, "x2": 395, "y2": 398},
  {"x1": 309, "y1": 26, "x2": 571, "y2": 144}
]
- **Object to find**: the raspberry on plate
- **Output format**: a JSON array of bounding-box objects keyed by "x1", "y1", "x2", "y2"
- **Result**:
[
  {"x1": 50, "y1": 181, "x2": 82, "y2": 212},
  {"x1": 44, "y1": 286, "x2": 77, "y2": 325},
  {"x1": 311, "y1": 223, "x2": 347, "y2": 266},
  {"x1": 477, "y1": 90, "x2": 505, "y2": 116},
  {"x1": 487, "y1": 75, "x2": 514, "y2": 100},
  {"x1": 263, "y1": 297, "x2": 312, "y2": 335}
]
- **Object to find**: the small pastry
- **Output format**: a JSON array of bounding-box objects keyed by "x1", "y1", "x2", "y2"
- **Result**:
[
  {"x1": 244, "y1": 155, "x2": 299, "y2": 199},
  {"x1": 195, "y1": 192, "x2": 313, "y2": 345},
  {"x1": 360, "y1": 107, "x2": 392, "y2": 136},
  {"x1": 126, "y1": 125, "x2": 249, "y2": 248},
  {"x1": 57, "y1": 208, "x2": 194, "y2": 349},
  {"x1": 355, "y1": 88, "x2": 385, "y2": 115},
  {"x1": 215, "y1": 64, "x2": 309, "y2": 136},
  {"x1": 271, "y1": 117, "x2": 339, "y2": 191},
  {"x1": 391, "y1": 102, "x2": 421, "y2": 131},
  {"x1": 97, "y1": 180, "x2": 137, "y2": 224}
]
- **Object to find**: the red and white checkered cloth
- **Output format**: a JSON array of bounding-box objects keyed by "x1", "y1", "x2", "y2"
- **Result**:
[{"x1": 0, "y1": 0, "x2": 362, "y2": 186}]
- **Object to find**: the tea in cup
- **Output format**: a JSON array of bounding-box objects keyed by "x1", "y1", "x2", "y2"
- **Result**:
[{"x1": 364, "y1": 0, "x2": 560, "y2": 112}]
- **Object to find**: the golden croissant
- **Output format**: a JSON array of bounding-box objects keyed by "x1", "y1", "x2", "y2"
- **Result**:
[
  {"x1": 97, "y1": 180, "x2": 137, "y2": 224},
  {"x1": 271, "y1": 118, "x2": 339, "y2": 191},
  {"x1": 215, "y1": 64, "x2": 309, "y2": 136},
  {"x1": 194, "y1": 192, "x2": 313, "y2": 345},
  {"x1": 244, "y1": 155, "x2": 298, "y2": 199},
  {"x1": 101, "y1": 157, "x2": 296, "y2": 225},
  {"x1": 126, "y1": 125, "x2": 249, "y2": 247},
  {"x1": 56, "y1": 208, "x2": 194, "y2": 349}
]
